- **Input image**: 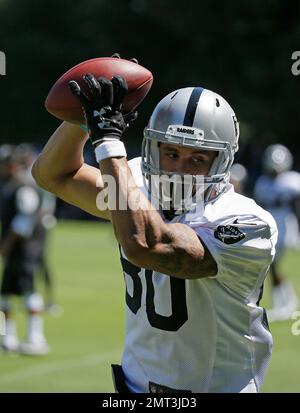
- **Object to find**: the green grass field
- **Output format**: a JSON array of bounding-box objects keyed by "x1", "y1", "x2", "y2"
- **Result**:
[{"x1": 0, "y1": 221, "x2": 299, "y2": 393}]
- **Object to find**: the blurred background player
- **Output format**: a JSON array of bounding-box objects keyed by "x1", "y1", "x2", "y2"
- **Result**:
[
  {"x1": 15, "y1": 143, "x2": 58, "y2": 313},
  {"x1": 0, "y1": 145, "x2": 49, "y2": 355},
  {"x1": 254, "y1": 144, "x2": 300, "y2": 322}
]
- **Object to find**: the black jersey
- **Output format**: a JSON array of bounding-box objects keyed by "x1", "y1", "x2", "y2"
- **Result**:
[{"x1": 0, "y1": 174, "x2": 45, "y2": 262}]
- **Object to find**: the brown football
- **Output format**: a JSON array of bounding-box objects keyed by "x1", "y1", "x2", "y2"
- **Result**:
[{"x1": 45, "y1": 57, "x2": 153, "y2": 124}]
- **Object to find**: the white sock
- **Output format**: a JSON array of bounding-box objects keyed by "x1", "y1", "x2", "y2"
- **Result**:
[
  {"x1": 2, "y1": 318, "x2": 18, "y2": 347},
  {"x1": 28, "y1": 314, "x2": 46, "y2": 344},
  {"x1": 5, "y1": 318, "x2": 17, "y2": 338}
]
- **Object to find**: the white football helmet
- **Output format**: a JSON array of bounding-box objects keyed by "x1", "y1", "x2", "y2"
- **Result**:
[
  {"x1": 141, "y1": 87, "x2": 239, "y2": 212},
  {"x1": 263, "y1": 144, "x2": 293, "y2": 174}
]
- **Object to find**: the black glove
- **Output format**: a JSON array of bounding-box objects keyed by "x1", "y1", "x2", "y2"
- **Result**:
[
  {"x1": 69, "y1": 73, "x2": 137, "y2": 148},
  {"x1": 111, "y1": 52, "x2": 138, "y2": 64}
]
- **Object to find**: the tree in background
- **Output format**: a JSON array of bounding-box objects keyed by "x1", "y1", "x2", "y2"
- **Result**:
[{"x1": 0, "y1": 0, "x2": 299, "y2": 165}]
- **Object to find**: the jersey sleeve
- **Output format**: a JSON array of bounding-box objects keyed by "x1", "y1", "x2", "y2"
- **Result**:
[
  {"x1": 194, "y1": 216, "x2": 278, "y2": 298},
  {"x1": 128, "y1": 157, "x2": 144, "y2": 188}
]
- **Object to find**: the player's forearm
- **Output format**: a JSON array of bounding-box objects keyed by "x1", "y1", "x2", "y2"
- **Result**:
[
  {"x1": 100, "y1": 157, "x2": 167, "y2": 252},
  {"x1": 32, "y1": 121, "x2": 89, "y2": 191},
  {"x1": 99, "y1": 158, "x2": 213, "y2": 278}
]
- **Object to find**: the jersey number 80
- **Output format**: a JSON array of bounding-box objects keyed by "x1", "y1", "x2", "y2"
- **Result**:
[{"x1": 120, "y1": 255, "x2": 188, "y2": 332}]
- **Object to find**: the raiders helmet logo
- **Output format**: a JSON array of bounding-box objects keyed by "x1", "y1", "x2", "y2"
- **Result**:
[{"x1": 214, "y1": 225, "x2": 245, "y2": 245}]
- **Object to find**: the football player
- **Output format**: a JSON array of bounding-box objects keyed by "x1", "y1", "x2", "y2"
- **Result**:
[
  {"x1": 15, "y1": 143, "x2": 58, "y2": 314},
  {"x1": 254, "y1": 144, "x2": 300, "y2": 322},
  {"x1": 32, "y1": 67, "x2": 277, "y2": 392},
  {"x1": 0, "y1": 145, "x2": 49, "y2": 355}
]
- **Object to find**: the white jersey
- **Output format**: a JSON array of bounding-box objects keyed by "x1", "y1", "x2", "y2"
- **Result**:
[
  {"x1": 254, "y1": 171, "x2": 300, "y2": 251},
  {"x1": 120, "y1": 157, "x2": 277, "y2": 393}
]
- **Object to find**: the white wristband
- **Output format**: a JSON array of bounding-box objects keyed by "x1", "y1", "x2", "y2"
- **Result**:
[{"x1": 94, "y1": 140, "x2": 127, "y2": 162}]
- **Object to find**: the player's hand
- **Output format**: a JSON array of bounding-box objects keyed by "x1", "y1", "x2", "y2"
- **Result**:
[{"x1": 68, "y1": 74, "x2": 137, "y2": 148}]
